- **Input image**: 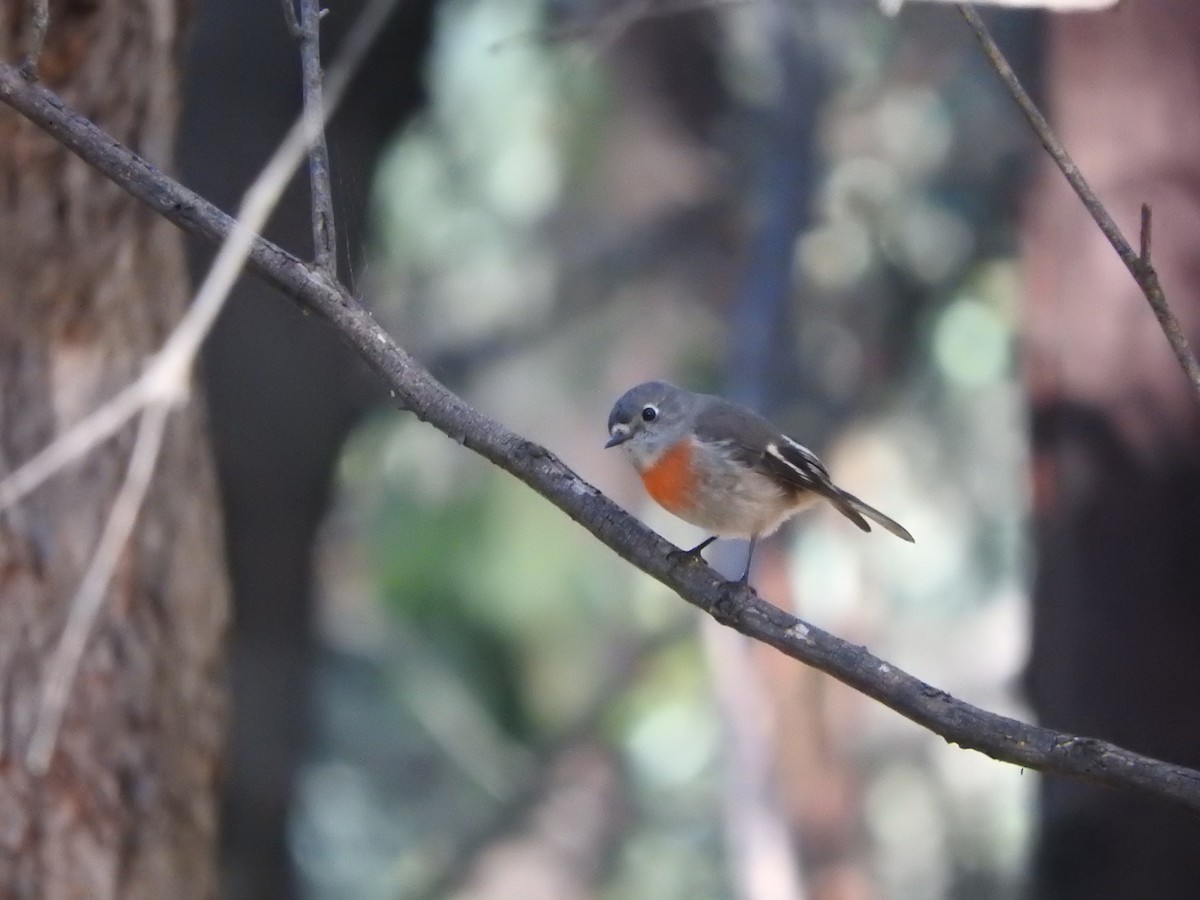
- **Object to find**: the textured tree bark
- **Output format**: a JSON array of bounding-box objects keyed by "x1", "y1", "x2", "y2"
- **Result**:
[
  {"x1": 0, "y1": 2, "x2": 227, "y2": 897},
  {"x1": 1024, "y1": 1, "x2": 1200, "y2": 896}
]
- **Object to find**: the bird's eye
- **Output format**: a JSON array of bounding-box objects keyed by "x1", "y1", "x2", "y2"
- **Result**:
[{"x1": 641, "y1": 405, "x2": 658, "y2": 422}]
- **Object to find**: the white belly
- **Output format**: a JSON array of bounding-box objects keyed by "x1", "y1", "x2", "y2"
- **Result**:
[{"x1": 680, "y1": 442, "x2": 813, "y2": 538}]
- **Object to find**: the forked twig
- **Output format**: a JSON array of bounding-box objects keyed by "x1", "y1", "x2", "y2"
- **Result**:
[
  {"x1": 2, "y1": 0, "x2": 402, "y2": 771},
  {"x1": 19, "y1": 0, "x2": 50, "y2": 78},
  {"x1": 957, "y1": 2, "x2": 1200, "y2": 405},
  {"x1": 0, "y1": 0, "x2": 399, "y2": 517},
  {"x1": 292, "y1": 0, "x2": 339, "y2": 278}
]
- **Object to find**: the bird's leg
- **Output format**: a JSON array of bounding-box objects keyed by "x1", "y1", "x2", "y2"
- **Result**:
[
  {"x1": 687, "y1": 535, "x2": 718, "y2": 557},
  {"x1": 738, "y1": 536, "x2": 758, "y2": 584}
]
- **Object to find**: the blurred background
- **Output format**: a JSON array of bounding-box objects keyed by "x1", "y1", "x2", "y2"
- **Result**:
[{"x1": 178, "y1": 1, "x2": 1200, "y2": 898}]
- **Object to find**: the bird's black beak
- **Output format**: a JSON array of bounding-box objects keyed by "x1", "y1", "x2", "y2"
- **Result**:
[{"x1": 605, "y1": 431, "x2": 630, "y2": 449}]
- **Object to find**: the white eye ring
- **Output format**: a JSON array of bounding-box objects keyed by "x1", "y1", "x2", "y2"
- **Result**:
[{"x1": 641, "y1": 405, "x2": 658, "y2": 422}]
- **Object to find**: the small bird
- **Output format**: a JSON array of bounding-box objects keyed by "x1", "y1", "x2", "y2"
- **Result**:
[{"x1": 605, "y1": 381, "x2": 913, "y2": 582}]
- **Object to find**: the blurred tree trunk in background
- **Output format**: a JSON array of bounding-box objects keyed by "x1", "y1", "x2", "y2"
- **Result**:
[
  {"x1": 0, "y1": 2, "x2": 228, "y2": 897},
  {"x1": 1024, "y1": 1, "x2": 1200, "y2": 895},
  {"x1": 178, "y1": 2, "x2": 434, "y2": 895}
]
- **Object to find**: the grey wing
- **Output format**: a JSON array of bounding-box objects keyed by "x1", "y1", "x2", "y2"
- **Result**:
[
  {"x1": 773, "y1": 436, "x2": 914, "y2": 542},
  {"x1": 765, "y1": 436, "x2": 831, "y2": 488},
  {"x1": 692, "y1": 402, "x2": 873, "y2": 532},
  {"x1": 690, "y1": 398, "x2": 782, "y2": 465},
  {"x1": 763, "y1": 436, "x2": 873, "y2": 533}
]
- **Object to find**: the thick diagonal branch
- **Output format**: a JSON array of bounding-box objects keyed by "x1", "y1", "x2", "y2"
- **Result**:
[{"x1": 3, "y1": 62, "x2": 1200, "y2": 812}]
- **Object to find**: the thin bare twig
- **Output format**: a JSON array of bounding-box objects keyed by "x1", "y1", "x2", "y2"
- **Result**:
[
  {"x1": 1, "y1": 0, "x2": 400, "y2": 772},
  {"x1": 0, "y1": 378, "x2": 163, "y2": 513},
  {"x1": 280, "y1": 0, "x2": 302, "y2": 37},
  {"x1": 957, "y1": 2, "x2": 1200, "y2": 406},
  {"x1": 25, "y1": 401, "x2": 172, "y2": 772},
  {"x1": 6, "y1": 51, "x2": 1200, "y2": 811},
  {"x1": 0, "y1": 0, "x2": 397, "y2": 516},
  {"x1": 19, "y1": 0, "x2": 50, "y2": 79},
  {"x1": 293, "y1": 0, "x2": 339, "y2": 278}
]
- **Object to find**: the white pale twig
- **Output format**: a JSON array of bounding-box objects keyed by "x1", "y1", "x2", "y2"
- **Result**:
[
  {"x1": 14, "y1": 0, "x2": 403, "y2": 771},
  {"x1": 25, "y1": 402, "x2": 171, "y2": 772},
  {"x1": 20, "y1": 0, "x2": 51, "y2": 76},
  {"x1": 0, "y1": 378, "x2": 166, "y2": 514},
  {"x1": 0, "y1": 0, "x2": 398, "y2": 517}
]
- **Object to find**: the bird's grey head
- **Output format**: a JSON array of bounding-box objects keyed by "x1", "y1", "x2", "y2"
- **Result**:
[{"x1": 604, "y1": 381, "x2": 690, "y2": 453}]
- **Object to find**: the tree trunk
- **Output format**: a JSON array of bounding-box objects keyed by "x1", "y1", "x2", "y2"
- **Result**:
[
  {"x1": 177, "y1": 2, "x2": 434, "y2": 893},
  {"x1": 1024, "y1": 1, "x2": 1200, "y2": 895},
  {"x1": 0, "y1": 3, "x2": 227, "y2": 897}
]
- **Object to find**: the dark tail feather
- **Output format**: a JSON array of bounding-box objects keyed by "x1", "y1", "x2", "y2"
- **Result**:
[
  {"x1": 840, "y1": 491, "x2": 915, "y2": 543},
  {"x1": 825, "y1": 491, "x2": 872, "y2": 533}
]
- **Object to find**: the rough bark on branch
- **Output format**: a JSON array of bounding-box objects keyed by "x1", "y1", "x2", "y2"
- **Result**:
[{"x1": 3, "y1": 61, "x2": 1200, "y2": 816}]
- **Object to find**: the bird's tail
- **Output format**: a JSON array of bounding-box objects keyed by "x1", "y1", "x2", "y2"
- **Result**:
[{"x1": 839, "y1": 491, "x2": 915, "y2": 543}]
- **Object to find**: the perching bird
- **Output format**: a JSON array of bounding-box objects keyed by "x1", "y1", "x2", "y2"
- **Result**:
[{"x1": 605, "y1": 381, "x2": 913, "y2": 581}]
